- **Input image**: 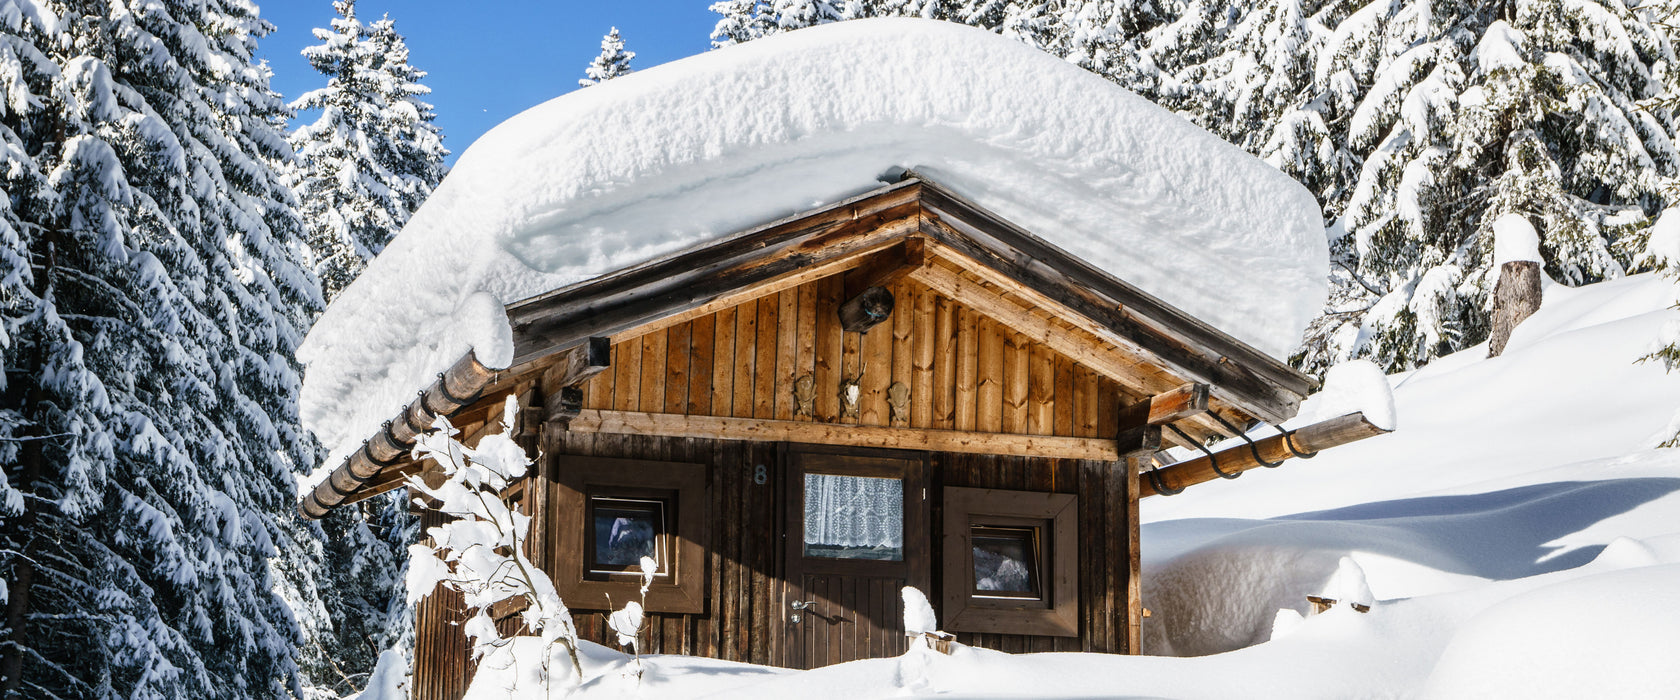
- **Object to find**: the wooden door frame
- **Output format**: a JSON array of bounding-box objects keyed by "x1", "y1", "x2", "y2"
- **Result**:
[{"x1": 774, "y1": 443, "x2": 930, "y2": 668}]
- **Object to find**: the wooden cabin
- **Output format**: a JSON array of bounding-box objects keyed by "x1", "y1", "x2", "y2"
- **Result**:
[{"x1": 299, "y1": 177, "x2": 1387, "y2": 700}]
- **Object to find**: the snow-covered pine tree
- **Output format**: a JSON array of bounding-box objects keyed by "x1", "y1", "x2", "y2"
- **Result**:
[
  {"x1": 710, "y1": 0, "x2": 778, "y2": 47},
  {"x1": 1295, "y1": 1, "x2": 1677, "y2": 373},
  {"x1": 1635, "y1": 1, "x2": 1680, "y2": 447},
  {"x1": 287, "y1": 2, "x2": 447, "y2": 696},
  {"x1": 287, "y1": 496, "x2": 416, "y2": 700},
  {"x1": 290, "y1": 0, "x2": 448, "y2": 302},
  {"x1": 1, "y1": 1, "x2": 321, "y2": 697},
  {"x1": 579, "y1": 27, "x2": 635, "y2": 87},
  {"x1": 709, "y1": 0, "x2": 1016, "y2": 46},
  {"x1": 0, "y1": 4, "x2": 118, "y2": 697}
]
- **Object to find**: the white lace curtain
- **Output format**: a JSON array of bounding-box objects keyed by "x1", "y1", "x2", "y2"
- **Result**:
[{"x1": 803, "y1": 474, "x2": 903, "y2": 548}]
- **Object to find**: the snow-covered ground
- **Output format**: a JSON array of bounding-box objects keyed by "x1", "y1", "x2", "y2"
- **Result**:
[{"x1": 449, "y1": 272, "x2": 1680, "y2": 699}]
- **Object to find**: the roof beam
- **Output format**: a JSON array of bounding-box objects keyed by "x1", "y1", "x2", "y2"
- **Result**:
[
  {"x1": 565, "y1": 409, "x2": 1125, "y2": 461},
  {"x1": 1115, "y1": 383, "x2": 1208, "y2": 455}
]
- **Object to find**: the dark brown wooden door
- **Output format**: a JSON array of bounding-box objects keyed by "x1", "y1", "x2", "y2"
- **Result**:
[{"x1": 778, "y1": 447, "x2": 929, "y2": 669}]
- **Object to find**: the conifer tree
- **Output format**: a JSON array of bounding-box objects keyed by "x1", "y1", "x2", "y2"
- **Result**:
[
  {"x1": 287, "y1": 2, "x2": 447, "y2": 695},
  {"x1": 290, "y1": 0, "x2": 448, "y2": 302},
  {"x1": 710, "y1": 0, "x2": 778, "y2": 47},
  {"x1": 1296, "y1": 1, "x2": 1677, "y2": 373},
  {"x1": 0, "y1": 1, "x2": 320, "y2": 697},
  {"x1": 579, "y1": 27, "x2": 635, "y2": 87}
]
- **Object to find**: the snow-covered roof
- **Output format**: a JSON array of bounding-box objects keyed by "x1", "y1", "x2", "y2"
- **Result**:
[{"x1": 297, "y1": 18, "x2": 1328, "y2": 470}]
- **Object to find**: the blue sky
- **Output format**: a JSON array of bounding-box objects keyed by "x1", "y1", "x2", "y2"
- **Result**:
[{"x1": 257, "y1": 1, "x2": 720, "y2": 164}]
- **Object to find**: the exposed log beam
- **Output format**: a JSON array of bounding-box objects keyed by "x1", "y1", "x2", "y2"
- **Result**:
[
  {"x1": 1115, "y1": 383, "x2": 1211, "y2": 454},
  {"x1": 839, "y1": 285, "x2": 895, "y2": 333},
  {"x1": 566, "y1": 409, "x2": 1126, "y2": 461},
  {"x1": 1139, "y1": 412, "x2": 1390, "y2": 498},
  {"x1": 544, "y1": 336, "x2": 612, "y2": 388},
  {"x1": 843, "y1": 237, "x2": 927, "y2": 300},
  {"x1": 1138, "y1": 383, "x2": 1210, "y2": 425},
  {"x1": 541, "y1": 337, "x2": 611, "y2": 419},
  {"x1": 299, "y1": 351, "x2": 500, "y2": 519},
  {"x1": 1116, "y1": 423, "x2": 1162, "y2": 457}
]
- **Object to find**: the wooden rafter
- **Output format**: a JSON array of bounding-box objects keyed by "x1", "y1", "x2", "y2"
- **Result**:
[{"x1": 566, "y1": 409, "x2": 1128, "y2": 461}]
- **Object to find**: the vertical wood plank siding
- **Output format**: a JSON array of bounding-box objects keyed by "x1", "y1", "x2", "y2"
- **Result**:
[{"x1": 576, "y1": 276, "x2": 1139, "y2": 432}]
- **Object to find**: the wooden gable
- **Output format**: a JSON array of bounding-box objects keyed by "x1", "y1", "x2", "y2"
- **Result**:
[{"x1": 562, "y1": 265, "x2": 1269, "y2": 457}]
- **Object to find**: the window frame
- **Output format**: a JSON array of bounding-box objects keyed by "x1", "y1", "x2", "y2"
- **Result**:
[
  {"x1": 555, "y1": 455, "x2": 707, "y2": 614},
  {"x1": 968, "y1": 524, "x2": 1044, "y2": 600},
  {"x1": 584, "y1": 493, "x2": 672, "y2": 578},
  {"x1": 942, "y1": 487, "x2": 1078, "y2": 637}
]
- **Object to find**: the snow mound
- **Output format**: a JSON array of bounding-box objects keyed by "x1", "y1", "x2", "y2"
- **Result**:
[
  {"x1": 1319, "y1": 556, "x2": 1375, "y2": 606},
  {"x1": 901, "y1": 586, "x2": 937, "y2": 636},
  {"x1": 353, "y1": 649, "x2": 408, "y2": 700},
  {"x1": 1146, "y1": 273, "x2": 1680, "y2": 522},
  {"x1": 297, "y1": 18, "x2": 1327, "y2": 469},
  {"x1": 1420, "y1": 564, "x2": 1680, "y2": 699},
  {"x1": 1292, "y1": 359, "x2": 1396, "y2": 430}
]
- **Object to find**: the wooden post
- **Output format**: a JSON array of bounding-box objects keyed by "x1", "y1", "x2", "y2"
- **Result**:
[
  {"x1": 1488, "y1": 260, "x2": 1542, "y2": 357},
  {"x1": 1124, "y1": 454, "x2": 1143, "y2": 654}
]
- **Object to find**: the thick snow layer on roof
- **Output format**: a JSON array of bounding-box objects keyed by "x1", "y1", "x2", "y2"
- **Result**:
[{"x1": 297, "y1": 18, "x2": 1328, "y2": 468}]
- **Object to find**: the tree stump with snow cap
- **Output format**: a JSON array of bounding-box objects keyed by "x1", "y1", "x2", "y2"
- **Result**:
[
  {"x1": 1488, "y1": 213, "x2": 1545, "y2": 358},
  {"x1": 1488, "y1": 260, "x2": 1542, "y2": 357}
]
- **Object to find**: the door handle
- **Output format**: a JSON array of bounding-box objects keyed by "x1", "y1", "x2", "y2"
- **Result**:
[{"x1": 789, "y1": 600, "x2": 817, "y2": 624}]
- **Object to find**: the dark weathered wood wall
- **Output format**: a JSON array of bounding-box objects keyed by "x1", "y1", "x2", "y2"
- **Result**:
[
  {"x1": 547, "y1": 431, "x2": 782, "y2": 662},
  {"x1": 412, "y1": 445, "x2": 1138, "y2": 699},
  {"x1": 934, "y1": 453, "x2": 1138, "y2": 654}
]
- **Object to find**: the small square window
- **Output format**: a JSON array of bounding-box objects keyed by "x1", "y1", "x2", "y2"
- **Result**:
[
  {"x1": 587, "y1": 497, "x2": 669, "y2": 576},
  {"x1": 971, "y1": 526, "x2": 1041, "y2": 599},
  {"x1": 943, "y1": 487, "x2": 1077, "y2": 637},
  {"x1": 555, "y1": 456, "x2": 707, "y2": 614}
]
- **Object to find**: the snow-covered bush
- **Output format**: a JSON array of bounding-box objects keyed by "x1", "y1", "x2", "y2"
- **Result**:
[{"x1": 404, "y1": 397, "x2": 584, "y2": 689}]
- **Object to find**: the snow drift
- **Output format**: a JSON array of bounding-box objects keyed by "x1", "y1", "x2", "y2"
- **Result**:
[{"x1": 296, "y1": 17, "x2": 1327, "y2": 469}]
